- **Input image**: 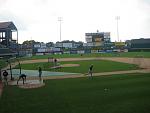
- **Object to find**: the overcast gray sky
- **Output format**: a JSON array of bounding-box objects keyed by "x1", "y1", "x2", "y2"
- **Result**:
[{"x1": 0, "y1": 0, "x2": 150, "y2": 43}]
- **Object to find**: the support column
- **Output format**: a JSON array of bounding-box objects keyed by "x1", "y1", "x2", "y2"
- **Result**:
[{"x1": 17, "y1": 30, "x2": 19, "y2": 56}]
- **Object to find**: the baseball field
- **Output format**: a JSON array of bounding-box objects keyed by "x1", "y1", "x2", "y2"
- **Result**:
[{"x1": 0, "y1": 52, "x2": 150, "y2": 113}]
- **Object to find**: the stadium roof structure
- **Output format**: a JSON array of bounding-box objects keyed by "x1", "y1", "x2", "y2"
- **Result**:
[
  {"x1": 0, "y1": 21, "x2": 18, "y2": 57},
  {"x1": 0, "y1": 21, "x2": 17, "y2": 31}
]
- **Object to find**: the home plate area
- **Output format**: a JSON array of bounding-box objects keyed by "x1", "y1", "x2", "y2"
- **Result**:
[{"x1": 9, "y1": 80, "x2": 45, "y2": 89}]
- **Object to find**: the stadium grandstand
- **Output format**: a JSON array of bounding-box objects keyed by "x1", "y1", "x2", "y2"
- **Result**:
[{"x1": 126, "y1": 38, "x2": 150, "y2": 51}]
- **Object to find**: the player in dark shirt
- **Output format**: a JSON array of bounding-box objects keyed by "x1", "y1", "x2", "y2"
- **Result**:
[
  {"x1": 3, "y1": 70, "x2": 8, "y2": 85},
  {"x1": 17, "y1": 74, "x2": 26, "y2": 85},
  {"x1": 38, "y1": 67, "x2": 42, "y2": 81},
  {"x1": 88, "y1": 64, "x2": 93, "y2": 78}
]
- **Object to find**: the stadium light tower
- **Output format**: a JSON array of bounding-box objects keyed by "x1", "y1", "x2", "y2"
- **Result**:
[
  {"x1": 115, "y1": 16, "x2": 120, "y2": 42},
  {"x1": 58, "y1": 17, "x2": 63, "y2": 42}
]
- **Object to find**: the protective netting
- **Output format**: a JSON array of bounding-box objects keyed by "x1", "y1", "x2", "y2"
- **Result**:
[{"x1": 5, "y1": 57, "x2": 21, "y2": 78}]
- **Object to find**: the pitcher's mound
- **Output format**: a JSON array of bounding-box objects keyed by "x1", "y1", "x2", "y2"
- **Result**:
[
  {"x1": 60, "y1": 64, "x2": 80, "y2": 67},
  {"x1": 19, "y1": 83, "x2": 45, "y2": 89},
  {"x1": 10, "y1": 80, "x2": 45, "y2": 89}
]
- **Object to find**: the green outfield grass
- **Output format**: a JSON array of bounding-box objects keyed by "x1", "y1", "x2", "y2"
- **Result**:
[
  {"x1": 20, "y1": 52, "x2": 150, "y2": 60},
  {"x1": 17, "y1": 60, "x2": 139, "y2": 73},
  {"x1": 1, "y1": 73, "x2": 150, "y2": 113}
]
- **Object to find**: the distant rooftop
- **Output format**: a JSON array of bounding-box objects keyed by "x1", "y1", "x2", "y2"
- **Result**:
[
  {"x1": 131, "y1": 38, "x2": 150, "y2": 44},
  {"x1": 85, "y1": 32, "x2": 110, "y2": 36}
]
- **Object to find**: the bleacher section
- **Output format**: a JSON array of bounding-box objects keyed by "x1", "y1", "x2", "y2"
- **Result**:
[
  {"x1": 0, "y1": 44, "x2": 17, "y2": 57},
  {"x1": 130, "y1": 38, "x2": 150, "y2": 51}
]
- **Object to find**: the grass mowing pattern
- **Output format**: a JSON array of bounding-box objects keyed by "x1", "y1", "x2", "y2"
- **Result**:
[
  {"x1": 18, "y1": 60, "x2": 139, "y2": 73},
  {"x1": 15, "y1": 62, "x2": 53, "y2": 70},
  {"x1": 21, "y1": 52, "x2": 150, "y2": 60},
  {"x1": 0, "y1": 73, "x2": 150, "y2": 113}
]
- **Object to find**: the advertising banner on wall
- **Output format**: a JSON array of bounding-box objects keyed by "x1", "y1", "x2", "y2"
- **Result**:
[
  {"x1": 115, "y1": 42, "x2": 125, "y2": 46},
  {"x1": 37, "y1": 48, "x2": 46, "y2": 52},
  {"x1": 94, "y1": 42, "x2": 103, "y2": 46},
  {"x1": 91, "y1": 50, "x2": 99, "y2": 53},
  {"x1": 92, "y1": 35, "x2": 104, "y2": 42},
  {"x1": 77, "y1": 50, "x2": 85, "y2": 54},
  {"x1": 94, "y1": 38, "x2": 102, "y2": 42}
]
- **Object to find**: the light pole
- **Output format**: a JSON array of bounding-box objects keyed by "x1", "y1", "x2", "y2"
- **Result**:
[
  {"x1": 17, "y1": 30, "x2": 19, "y2": 57},
  {"x1": 58, "y1": 17, "x2": 63, "y2": 42},
  {"x1": 17, "y1": 59, "x2": 21, "y2": 75},
  {"x1": 6, "y1": 60, "x2": 13, "y2": 80},
  {"x1": 115, "y1": 16, "x2": 120, "y2": 42}
]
